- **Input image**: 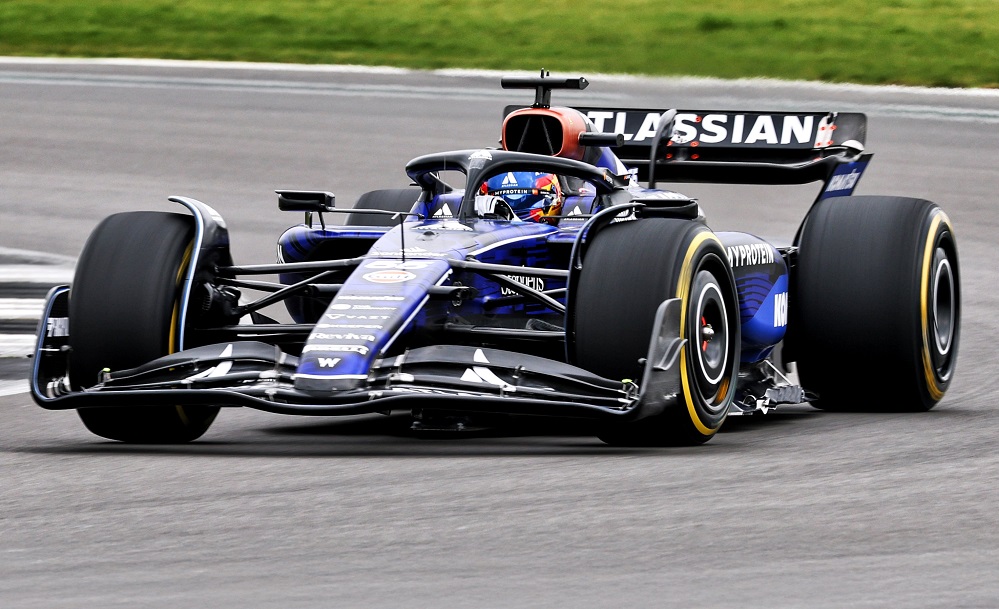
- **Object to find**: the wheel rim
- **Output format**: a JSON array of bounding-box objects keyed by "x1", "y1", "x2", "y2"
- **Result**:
[
  {"x1": 929, "y1": 244, "x2": 957, "y2": 385},
  {"x1": 931, "y1": 248, "x2": 955, "y2": 358},
  {"x1": 690, "y1": 270, "x2": 731, "y2": 412}
]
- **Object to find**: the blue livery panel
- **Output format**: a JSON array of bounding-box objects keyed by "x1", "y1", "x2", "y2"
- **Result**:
[
  {"x1": 818, "y1": 153, "x2": 871, "y2": 200},
  {"x1": 717, "y1": 232, "x2": 788, "y2": 362},
  {"x1": 294, "y1": 258, "x2": 452, "y2": 391},
  {"x1": 284, "y1": 218, "x2": 564, "y2": 391}
]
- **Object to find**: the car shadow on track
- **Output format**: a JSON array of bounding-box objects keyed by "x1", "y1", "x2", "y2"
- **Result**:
[
  {"x1": 718, "y1": 407, "x2": 818, "y2": 433},
  {"x1": 16, "y1": 406, "x2": 834, "y2": 458},
  {"x1": 16, "y1": 420, "x2": 729, "y2": 458},
  {"x1": 15, "y1": 403, "x2": 973, "y2": 459}
]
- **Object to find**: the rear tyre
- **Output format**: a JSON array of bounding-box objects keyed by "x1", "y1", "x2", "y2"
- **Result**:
[
  {"x1": 791, "y1": 196, "x2": 960, "y2": 411},
  {"x1": 69, "y1": 211, "x2": 220, "y2": 442},
  {"x1": 345, "y1": 188, "x2": 420, "y2": 226},
  {"x1": 572, "y1": 218, "x2": 740, "y2": 446}
]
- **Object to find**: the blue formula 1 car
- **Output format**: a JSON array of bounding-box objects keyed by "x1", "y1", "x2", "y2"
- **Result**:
[{"x1": 30, "y1": 71, "x2": 961, "y2": 446}]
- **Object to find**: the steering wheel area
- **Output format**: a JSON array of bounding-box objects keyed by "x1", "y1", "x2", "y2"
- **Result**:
[{"x1": 473, "y1": 194, "x2": 518, "y2": 220}]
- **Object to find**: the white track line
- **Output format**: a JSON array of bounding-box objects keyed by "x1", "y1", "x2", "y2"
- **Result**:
[
  {"x1": 1, "y1": 334, "x2": 37, "y2": 357},
  {"x1": 2, "y1": 55, "x2": 999, "y2": 99},
  {"x1": 0, "y1": 265, "x2": 73, "y2": 284},
  {"x1": 0, "y1": 298, "x2": 45, "y2": 319},
  {"x1": 0, "y1": 380, "x2": 28, "y2": 397}
]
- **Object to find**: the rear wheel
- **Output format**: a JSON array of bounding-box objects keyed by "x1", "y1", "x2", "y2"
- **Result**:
[
  {"x1": 345, "y1": 188, "x2": 420, "y2": 226},
  {"x1": 572, "y1": 218, "x2": 740, "y2": 446},
  {"x1": 69, "y1": 211, "x2": 220, "y2": 442},
  {"x1": 790, "y1": 196, "x2": 960, "y2": 411}
]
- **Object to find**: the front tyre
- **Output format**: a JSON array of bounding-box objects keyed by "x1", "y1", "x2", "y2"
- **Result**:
[
  {"x1": 571, "y1": 218, "x2": 740, "y2": 446},
  {"x1": 69, "y1": 211, "x2": 220, "y2": 442},
  {"x1": 791, "y1": 196, "x2": 960, "y2": 411}
]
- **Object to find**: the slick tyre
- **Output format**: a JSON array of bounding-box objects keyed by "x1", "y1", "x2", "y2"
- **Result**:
[
  {"x1": 572, "y1": 218, "x2": 740, "y2": 446},
  {"x1": 345, "y1": 188, "x2": 420, "y2": 227},
  {"x1": 791, "y1": 196, "x2": 960, "y2": 411},
  {"x1": 69, "y1": 211, "x2": 219, "y2": 442}
]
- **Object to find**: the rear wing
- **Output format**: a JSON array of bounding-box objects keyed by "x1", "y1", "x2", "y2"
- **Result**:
[
  {"x1": 498, "y1": 71, "x2": 872, "y2": 198},
  {"x1": 502, "y1": 102, "x2": 870, "y2": 192},
  {"x1": 573, "y1": 107, "x2": 868, "y2": 188}
]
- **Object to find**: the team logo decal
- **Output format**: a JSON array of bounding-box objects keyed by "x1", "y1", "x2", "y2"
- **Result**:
[
  {"x1": 774, "y1": 292, "x2": 788, "y2": 328},
  {"x1": 584, "y1": 110, "x2": 831, "y2": 148},
  {"x1": 362, "y1": 269, "x2": 416, "y2": 284},
  {"x1": 365, "y1": 260, "x2": 435, "y2": 270},
  {"x1": 469, "y1": 149, "x2": 493, "y2": 170},
  {"x1": 309, "y1": 333, "x2": 376, "y2": 342},
  {"x1": 726, "y1": 243, "x2": 775, "y2": 267},
  {"x1": 337, "y1": 295, "x2": 406, "y2": 301},
  {"x1": 303, "y1": 344, "x2": 370, "y2": 355},
  {"x1": 327, "y1": 303, "x2": 397, "y2": 311},
  {"x1": 500, "y1": 273, "x2": 545, "y2": 297},
  {"x1": 324, "y1": 314, "x2": 390, "y2": 320}
]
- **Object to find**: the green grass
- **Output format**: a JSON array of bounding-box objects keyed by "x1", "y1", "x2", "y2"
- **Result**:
[{"x1": 1, "y1": 0, "x2": 997, "y2": 88}]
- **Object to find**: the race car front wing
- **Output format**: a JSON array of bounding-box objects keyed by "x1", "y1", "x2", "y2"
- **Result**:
[{"x1": 31, "y1": 287, "x2": 687, "y2": 423}]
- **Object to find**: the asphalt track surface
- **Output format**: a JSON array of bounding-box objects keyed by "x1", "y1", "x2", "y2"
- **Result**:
[{"x1": 2, "y1": 59, "x2": 998, "y2": 608}]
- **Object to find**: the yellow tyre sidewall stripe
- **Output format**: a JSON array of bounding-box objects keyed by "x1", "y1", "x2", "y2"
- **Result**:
[
  {"x1": 677, "y1": 230, "x2": 727, "y2": 436},
  {"x1": 920, "y1": 211, "x2": 951, "y2": 402},
  {"x1": 169, "y1": 241, "x2": 195, "y2": 425}
]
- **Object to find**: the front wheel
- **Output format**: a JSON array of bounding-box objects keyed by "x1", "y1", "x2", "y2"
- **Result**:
[
  {"x1": 571, "y1": 218, "x2": 740, "y2": 446},
  {"x1": 790, "y1": 196, "x2": 960, "y2": 411},
  {"x1": 69, "y1": 211, "x2": 220, "y2": 442}
]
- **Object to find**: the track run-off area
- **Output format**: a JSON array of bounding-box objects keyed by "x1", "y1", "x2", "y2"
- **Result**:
[{"x1": 2, "y1": 58, "x2": 998, "y2": 608}]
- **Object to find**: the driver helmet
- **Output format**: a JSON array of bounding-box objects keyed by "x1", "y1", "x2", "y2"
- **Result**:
[{"x1": 480, "y1": 171, "x2": 563, "y2": 224}]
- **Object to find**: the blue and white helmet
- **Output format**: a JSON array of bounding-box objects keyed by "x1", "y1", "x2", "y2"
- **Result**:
[{"x1": 480, "y1": 171, "x2": 563, "y2": 223}]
